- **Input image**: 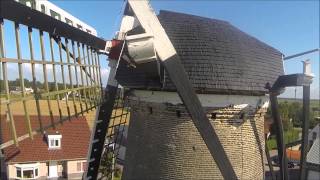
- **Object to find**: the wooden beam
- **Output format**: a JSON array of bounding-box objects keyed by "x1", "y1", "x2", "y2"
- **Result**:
[
  {"x1": 128, "y1": 0, "x2": 237, "y2": 178},
  {"x1": 0, "y1": 0, "x2": 106, "y2": 50}
]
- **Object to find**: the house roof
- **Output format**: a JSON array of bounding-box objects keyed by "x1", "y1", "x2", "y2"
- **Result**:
[
  {"x1": 307, "y1": 138, "x2": 320, "y2": 165},
  {"x1": 116, "y1": 10, "x2": 284, "y2": 95},
  {"x1": 1, "y1": 115, "x2": 90, "y2": 163}
]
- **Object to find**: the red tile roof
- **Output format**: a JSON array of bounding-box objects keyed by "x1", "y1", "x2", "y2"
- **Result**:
[{"x1": 1, "y1": 115, "x2": 91, "y2": 163}]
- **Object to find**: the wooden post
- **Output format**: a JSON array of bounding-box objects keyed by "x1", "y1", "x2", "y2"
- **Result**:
[
  {"x1": 269, "y1": 92, "x2": 288, "y2": 180},
  {"x1": 300, "y1": 85, "x2": 310, "y2": 180}
]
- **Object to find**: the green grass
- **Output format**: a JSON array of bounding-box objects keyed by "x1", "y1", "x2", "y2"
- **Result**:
[{"x1": 267, "y1": 128, "x2": 301, "y2": 150}]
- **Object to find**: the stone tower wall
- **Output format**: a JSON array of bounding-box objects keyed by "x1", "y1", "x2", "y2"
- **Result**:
[{"x1": 123, "y1": 98, "x2": 266, "y2": 180}]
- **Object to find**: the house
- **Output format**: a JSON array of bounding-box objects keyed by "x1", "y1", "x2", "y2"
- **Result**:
[
  {"x1": 308, "y1": 123, "x2": 320, "y2": 145},
  {"x1": 306, "y1": 138, "x2": 320, "y2": 180},
  {"x1": 1, "y1": 115, "x2": 91, "y2": 179}
]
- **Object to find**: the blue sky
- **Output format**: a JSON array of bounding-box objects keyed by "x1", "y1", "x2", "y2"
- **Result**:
[{"x1": 2, "y1": 0, "x2": 319, "y2": 99}]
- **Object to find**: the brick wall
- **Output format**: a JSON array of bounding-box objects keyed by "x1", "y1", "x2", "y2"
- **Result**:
[{"x1": 123, "y1": 99, "x2": 266, "y2": 179}]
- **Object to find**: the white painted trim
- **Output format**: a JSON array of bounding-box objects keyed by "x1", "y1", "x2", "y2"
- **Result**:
[
  {"x1": 128, "y1": 0, "x2": 177, "y2": 61},
  {"x1": 131, "y1": 90, "x2": 269, "y2": 108}
]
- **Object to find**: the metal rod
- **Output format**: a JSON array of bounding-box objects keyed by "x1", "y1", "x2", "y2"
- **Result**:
[
  {"x1": 39, "y1": 30, "x2": 55, "y2": 128},
  {"x1": 27, "y1": 27, "x2": 43, "y2": 133},
  {"x1": 49, "y1": 34, "x2": 63, "y2": 121},
  {"x1": 269, "y1": 93, "x2": 288, "y2": 180},
  {"x1": 0, "y1": 18, "x2": 18, "y2": 146},
  {"x1": 14, "y1": 23, "x2": 34, "y2": 139},
  {"x1": 283, "y1": 49, "x2": 319, "y2": 60},
  {"x1": 299, "y1": 85, "x2": 310, "y2": 180}
]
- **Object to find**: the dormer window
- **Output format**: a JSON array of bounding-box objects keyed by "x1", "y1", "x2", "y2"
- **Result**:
[{"x1": 47, "y1": 134, "x2": 62, "y2": 149}]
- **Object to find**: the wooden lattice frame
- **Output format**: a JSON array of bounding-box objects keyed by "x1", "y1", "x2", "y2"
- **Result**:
[{"x1": 0, "y1": 17, "x2": 103, "y2": 148}]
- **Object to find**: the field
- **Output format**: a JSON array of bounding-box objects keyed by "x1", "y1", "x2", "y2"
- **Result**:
[{"x1": 0, "y1": 98, "x2": 130, "y2": 146}]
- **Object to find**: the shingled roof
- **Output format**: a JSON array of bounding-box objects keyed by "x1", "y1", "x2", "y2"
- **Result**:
[
  {"x1": 1, "y1": 115, "x2": 90, "y2": 163},
  {"x1": 116, "y1": 10, "x2": 284, "y2": 95}
]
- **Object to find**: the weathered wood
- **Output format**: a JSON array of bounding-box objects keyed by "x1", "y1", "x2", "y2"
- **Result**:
[
  {"x1": 14, "y1": 23, "x2": 34, "y2": 139},
  {"x1": 0, "y1": 18, "x2": 18, "y2": 146},
  {"x1": 65, "y1": 38, "x2": 78, "y2": 116},
  {"x1": 77, "y1": 42, "x2": 89, "y2": 111},
  {"x1": 27, "y1": 27, "x2": 43, "y2": 133},
  {"x1": 39, "y1": 30, "x2": 55, "y2": 128},
  {"x1": 269, "y1": 93, "x2": 288, "y2": 180},
  {"x1": 84, "y1": 45, "x2": 93, "y2": 109},
  {"x1": 49, "y1": 35, "x2": 63, "y2": 120},
  {"x1": 0, "y1": 57, "x2": 98, "y2": 67},
  {"x1": 71, "y1": 41, "x2": 84, "y2": 116},
  {"x1": 57, "y1": 37, "x2": 71, "y2": 120},
  {"x1": 0, "y1": 0, "x2": 106, "y2": 50},
  {"x1": 265, "y1": 136, "x2": 276, "y2": 180},
  {"x1": 128, "y1": 1, "x2": 236, "y2": 178},
  {"x1": 300, "y1": 85, "x2": 310, "y2": 180}
]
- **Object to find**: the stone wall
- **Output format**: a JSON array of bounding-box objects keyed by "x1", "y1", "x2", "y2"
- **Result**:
[{"x1": 123, "y1": 99, "x2": 266, "y2": 180}]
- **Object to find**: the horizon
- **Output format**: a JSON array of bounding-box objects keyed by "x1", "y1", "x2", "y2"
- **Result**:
[{"x1": 1, "y1": 0, "x2": 319, "y2": 99}]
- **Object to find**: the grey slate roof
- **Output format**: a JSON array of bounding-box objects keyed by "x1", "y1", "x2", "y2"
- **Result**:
[
  {"x1": 116, "y1": 10, "x2": 284, "y2": 95},
  {"x1": 307, "y1": 138, "x2": 320, "y2": 165}
]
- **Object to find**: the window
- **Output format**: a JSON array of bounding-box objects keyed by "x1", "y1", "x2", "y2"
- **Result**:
[
  {"x1": 50, "y1": 10, "x2": 61, "y2": 20},
  {"x1": 48, "y1": 134, "x2": 62, "y2": 149},
  {"x1": 15, "y1": 163, "x2": 39, "y2": 179},
  {"x1": 82, "y1": 162, "x2": 87, "y2": 171},
  {"x1": 77, "y1": 161, "x2": 87, "y2": 172},
  {"x1": 312, "y1": 132, "x2": 317, "y2": 140},
  {"x1": 18, "y1": 0, "x2": 36, "y2": 9},
  {"x1": 77, "y1": 24, "x2": 83, "y2": 30},
  {"x1": 40, "y1": 4, "x2": 45, "y2": 13},
  {"x1": 17, "y1": 168, "x2": 21, "y2": 178},
  {"x1": 65, "y1": 18, "x2": 73, "y2": 26},
  {"x1": 77, "y1": 162, "x2": 81, "y2": 172}
]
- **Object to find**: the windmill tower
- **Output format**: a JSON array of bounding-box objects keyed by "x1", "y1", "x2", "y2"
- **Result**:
[{"x1": 107, "y1": 1, "x2": 284, "y2": 179}]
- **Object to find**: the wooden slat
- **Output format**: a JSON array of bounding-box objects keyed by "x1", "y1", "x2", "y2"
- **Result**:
[
  {"x1": 49, "y1": 35, "x2": 63, "y2": 120},
  {"x1": 71, "y1": 40, "x2": 84, "y2": 116},
  {"x1": 0, "y1": 58, "x2": 98, "y2": 67},
  {"x1": 0, "y1": 18, "x2": 18, "y2": 146},
  {"x1": 27, "y1": 27, "x2": 43, "y2": 133},
  {"x1": 77, "y1": 42, "x2": 89, "y2": 111},
  {"x1": 39, "y1": 30, "x2": 55, "y2": 128},
  {"x1": 0, "y1": 0, "x2": 106, "y2": 50},
  {"x1": 57, "y1": 37, "x2": 71, "y2": 120},
  {"x1": 14, "y1": 23, "x2": 34, "y2": 139},
  {"x1": 65, "y1": 38, "x2": 78, "y2": 116},
  {"x1": 83, "y1": 44, "x2": 93, "y2": 109}
]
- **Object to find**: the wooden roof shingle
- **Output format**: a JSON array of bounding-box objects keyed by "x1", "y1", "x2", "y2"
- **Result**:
[{"x1": 116, "y1": 10, "x2": 284, "y2": 95}]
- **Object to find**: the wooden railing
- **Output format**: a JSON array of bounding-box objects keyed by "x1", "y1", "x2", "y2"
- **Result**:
[{"x1": 0, "y1": 0, "x2": 106, "y2": 148}]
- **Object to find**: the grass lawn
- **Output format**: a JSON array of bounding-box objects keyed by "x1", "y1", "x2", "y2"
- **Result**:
[{"x1": 267, "y1": 128, "x2": 301, "y2": 150}]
